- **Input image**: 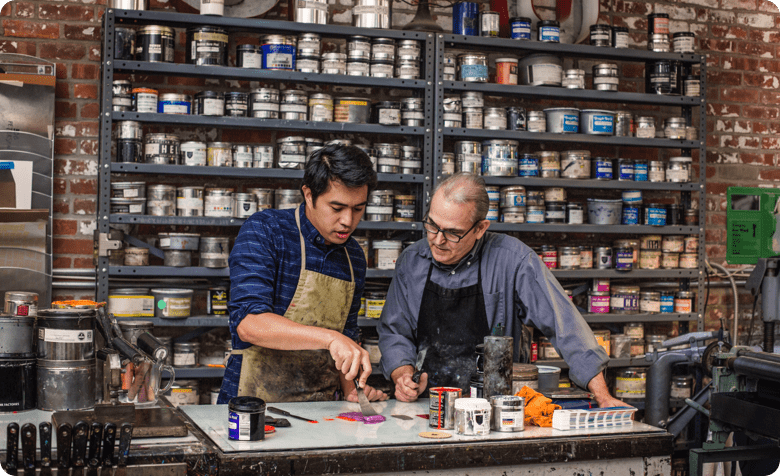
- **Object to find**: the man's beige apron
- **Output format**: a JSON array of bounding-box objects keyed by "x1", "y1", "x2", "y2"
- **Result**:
[{"x1": 233, "y1": 207, "x2": 355, "y2": 402}]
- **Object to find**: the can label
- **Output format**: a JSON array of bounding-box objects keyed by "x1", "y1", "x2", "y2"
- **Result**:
[
  {"x1": 562, "y1": 113, "x2": 578, "y2": 133},
  {"x1": 134, "y1": 93, "x2": 158, "y2": 113},
  {"x1": 588, "y1": 295, "x2": 610, "y2": 313},
  {"x1": 660, "y1": 295, "x2": 674, "y2": 313},
  {"x1": 646, "y1": 208, "x2": 666, "y2": 226},
  {"x1": 159, "y1": 101, "x2": 190, "y2": 115},
  {"x1": 622, "y1": 207, "x2": 639, "y2": 225},
  {"x1": 208, "y1": 289, "x2": 228, "y2": 315},
  {"x1": 174, "y1": 352, "x2": 196, "y2": 366},
  {"x1": 511, "y1": 20, "x2": 531, "y2": 40},
  {"x1": 39, "y1": 328, "x2": 93, "y2": 343},
  {"x1": 460, "y1": 64, "x2": 488, "y2": 81},
  {"x1": 619, "y1": 164, "x2": 634, "y2": 180},
  {"x1": 588, "y1": 115, "x2": 614, "y2": 134},
  {"x1": 261, "y1": 44, "x2": 295, "y2": 70},
  {"x1": 159, "y1": 297, "x2": 191, "y2": 318},
  {"x1": 594, "y1": 160, "x2": 613, "y2": 179},
  {"x1": 539, "y1": 26, "x2": 560, "y2": 42},
  {"x1": 634, "y1": 162, "x2": 648, "y2": 181},
  {"x1": 613, "y1": 31, "x2": 629, "y2": 48}
]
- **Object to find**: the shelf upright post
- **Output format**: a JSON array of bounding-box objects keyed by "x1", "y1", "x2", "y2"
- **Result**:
[
  {"x1": 431, "y1": 34, "x2": 446, "y2": 192},
  {"x1": 697, "y1": 56, "x2": 707, "y2": 332},
  {"x1": 97, "y1": 10, "x2": 118, "y2": 303}
]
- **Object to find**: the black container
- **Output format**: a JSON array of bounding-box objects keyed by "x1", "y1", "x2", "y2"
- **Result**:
[
  {"x1": 469, "y1": 372, "x2": 484, "y2": 398},
  {"x1": 0, "y1": 358, "x2": 36, "y2": 411},
  {"x1": 507, "y1": 106, "x2": 526, "y2": 131},
  {"x1": 186, "y1": 26, "x2": 229, "y2": 66},
  {"x1": 207, "y1": 287, "x2": 228, "y2": 315},
  {"x1": 611, "y1": 26, "x2": 629, "y2": 48},
  {"x1": 136, "y1": 25, "x2": 175, "y2": 63},
  {"x1": 194, "y1": 91, "x2": 225, "y2": 116},
  {"x1": 537, "y1": 20, "x2": 560, "y2": 42},
  {"x1": 667, "y1": 204, "x2": 681, "y2": 225},
  {"x1": 117, "y1": 139, "x2": 143, "y2": 163},
  {"x1": 225, "y1": 92, "x2": 249, "y2": 117},
  {"x1": 590, "y1": 24, "x2": 612, "y2": 47},
  {"x1": 646, "y1": 60, "x2": 672, "y2": 94},
  {"x1": 236, "y1": 44, "x2": 262, "y2": 68},
  {"x1": 228, "y1": 396, "x2": 266, "y2": 441},
  {"x1": 372, "y1": 101, "x2": 401, "y2": 125},
  {"x1": 114, "y1": 27, "x2": 136, "y2": 60},
  {"x1": 647, "y1": 13, "x2": 670, "y2": 36}
]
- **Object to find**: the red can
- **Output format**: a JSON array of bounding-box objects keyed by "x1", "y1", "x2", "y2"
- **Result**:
[
  {"x1": 530, "y1": 342, "x2": 538, "y2": 362},
  {"x1": 495, "y1": 58, "x2": 518, "y2": 85}
]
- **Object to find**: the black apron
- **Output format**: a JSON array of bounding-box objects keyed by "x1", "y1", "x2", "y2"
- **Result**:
[{"x1": 417, "y1": 252, "x2": 491, "y2": 393}]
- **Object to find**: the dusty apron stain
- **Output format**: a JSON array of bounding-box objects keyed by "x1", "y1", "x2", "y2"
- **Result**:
[{"x1": 233, "y1": 207, "x2": 355, "y2": 402}]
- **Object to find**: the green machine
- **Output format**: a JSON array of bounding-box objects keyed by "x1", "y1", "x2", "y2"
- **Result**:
[{"x1": 727, "y1": 186, "x2": 780, "y2": 265}]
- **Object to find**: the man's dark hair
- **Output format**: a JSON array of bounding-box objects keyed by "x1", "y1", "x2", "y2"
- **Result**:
[{"x1": 301, "y1": 144, "x2": 378, "y2": 204}]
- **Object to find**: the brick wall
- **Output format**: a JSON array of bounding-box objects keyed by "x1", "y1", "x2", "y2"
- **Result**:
[{"x1": 1, "y1": 0, "x2": 778, "y2": 333}]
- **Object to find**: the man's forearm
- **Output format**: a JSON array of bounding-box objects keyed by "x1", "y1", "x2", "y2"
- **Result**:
[{"x1": 236, "y1": 312, "x2": 339, "y2": 351}]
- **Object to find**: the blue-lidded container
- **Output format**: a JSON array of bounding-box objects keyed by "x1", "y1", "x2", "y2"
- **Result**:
[
  {"x1": 644, "y1": 204, "x2": 667, "y2": 226},
  {"x1": 614, "y1": 247, "x2": 633, "y2": 271},
  {"x1": 592, "y1": 157, "x2": 613, "y2": 180},
  {"x1": 618, "y1": 158, "x2": 634, "y2": 181},
  {"x1": 453, "y1": 2, "x2": 479, "y2": 35},
  {"x1": 634, "y1": 159, "x2": 648, "y2": 181},
  {"x1": 510, "y1": 17, "x2": 532, "y2": 40},
  {"x1": 660, "y1": 291, "x2": 675, "y2": 313},
  {"x1": 519, "y1": 153, "x2": 539, "y2": 177},
  {"x1": 538, "y1": 20, "x2": 560, "y2": 42},
  {"x1": 228, "y1": 396, "x2": 266, "y2": 441},
  {"x1": 622, "y1": 205, "x2": 640, "y2": 225},
  {"x1": 622, "y1": 190, "x2": 642, "y2": 204}
]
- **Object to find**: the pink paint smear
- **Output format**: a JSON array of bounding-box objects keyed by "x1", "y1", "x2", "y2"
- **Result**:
[{"x1": 338, "y1": 412, "x2": 386, "y2": 424}]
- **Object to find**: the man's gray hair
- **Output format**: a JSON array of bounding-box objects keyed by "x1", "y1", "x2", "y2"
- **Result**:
[{"x1": 431, "y1": 173, "x2": 489, "y2": 222}]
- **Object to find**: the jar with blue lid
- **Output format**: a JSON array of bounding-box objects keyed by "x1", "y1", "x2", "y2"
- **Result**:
[
  {"x1": 634, "y1": 159, "x2": 649, "y2": 181},
  {"x1": 538, "y1": 20, "x2": 560, "y2": 42},
  {"x1": 618, "y1": 158, "x2": 634, "y2": 181},
  {"x1": 644, "y1": 203, "x2": 667, "y2": 226},
  {"x1": 592, "y1": 157, "x2": 613, "y2": 180},
  {"x1": 660, "y1": 291, "x2": 675, "y2": 313},
  {"x1": 510, "y1": 17, "x2": 532, "y2": 40}
]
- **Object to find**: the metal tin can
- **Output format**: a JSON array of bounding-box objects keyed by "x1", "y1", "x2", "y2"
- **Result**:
[
  {"x1": 636, "y1": 116, "x2": 656, "y2": 139},
  {"x1": 661, "y1": 251, "x2": 679, "y2": 269},
  {"x1": 648, "y1": 33, "x2": 670, "y2": 52},
  {"x1": 581, "y1": 109, "x2": 615, "y2": 135},
  {"x1": 501, "y1": 206, "x2": 525, "y2": 223},
  {"x1": 647, "y1": 13, "x2": 669, "y2": 35},
  {"x1": 649, "y1": 160, "x2": 665, "y2": 182},
  {"x1": 558, "y1": 246, "x2": 580, "y2": 269},
  {"x1": 280, "y1": 90, "x2": 308, "y2": 121},
  {"x1": 177, "y1": 186, "x2": 204, "y2": 217},
  {"x1": 480, "y1": 10, "x2": 499, "y2": 37},
  {"x1": 261, "y1": 35, "x2": 296, "y2": 70},
  {"x1": 614, "y1": 247, "x2": 633, "y2": 271},
  {"x1": 334, "y1": 97, "x2": 370, "y2": 123},
  {"x1": 674, "y1": 291, "x2": 694, "y2": 313},
  {"x1": 354, "y1": 0, "x2": 391, "y2": 29},
  {"x1": 640, "y1": 291, "x2": 661, "y2": 313},
  {"x1": 538, "y1": 20, "x2": 560, "y2": 42},
  {"x1": 277, "y1": 136, "x2": 307, "y2": 169},
  {"x1": 577, "y1": 245, "x2": 592, "y2": 268},
  {"x1": 517, "y1": 54, "x2": 563, "y2": 86},
  {"x1": 158, "y1": 93, "x2": 191, "y2": 115},
  {"x1": 588, "y1": 291, "x2": 610, "y2": 313},
  {"x1": 200, "y1": 236, "x2": 230, "y2": 268},
  {"x1": 592, "y1": 157, "x2": 613, "y2": 180},
  {"x1": 204, "y1": 188, "x2": 234, "y2": 217},
  {"x1": 540, "y1": 245, "x2": 557, "y2": 269},
  {"x1": 679, "y1": 253, "x2": 698, "y2": 269},
  {"x1": 225, "y1": 92, "x2": 249, "y2": 117},
  {"x1": 590, "y1": 24, "x2": 612, "y2": 47},
  {"x1": 207, "y1": 142, "x2": 233, "y2": 167},
  {"x1": 173, "y1": 343, "x2": 200, "y2": 368},
  {"x1": 132, "y1": 87, "x2": 158, "y2": 113},
  {"x1": 180, "y1": 141, "x2": 207, "y2": 166},
  {"x1": 527, "y1": 110, "x2": 546, "y2": 132},
  {"x1": 453, "y1": 1, "x2": 479, "y2": 35},
  {"x1": 611, "y1": 285, "x2": 640, "y2": 314},
  {"x1": 562, "y1": 68, "x2": 585, "y2": 89},
  {"x1": 458, "y1": 53, "x2": 488, "y2": 82},
  {"x1": 322, "y1": 52, "x2": 347, "y2": 75},
  {"x1": 495, "y1": 57, "x2": 518, "y2": 85},
  {"x1": 308, "y1": 93, "x2": 334, "y2": 122},
  {"x1": 618, "y1": 158, "x2": 634, "y2": 181},
  {"x1": 373, "y1": 240, "x2": 402, "y2": 269},
  {"x1": 667, "y1": 156, "x2": 692, "y2": 182},
  {"x1": 194, "y1": 91, "x2": 225, "y2": 116},
  {"x1": 232, "y1": 193, "x2": 257, "y2": 218},
  {"x1": 500, "y1": 185, "x2": 526, "y2": 208},
  {"x1": 506, "y1": 106, "x2": 527, "y2": 131},
  {"x1": 646, "y1": 60, "x2": 672, "y2": 94},
  {"x1": 684, "y1": 235, "x2": 699, "y2": 253},
  {"x1": 545, "y1": 202, "x2": 566, "y2": 223},
  {"x1": 393, "y1": 195, "x2": 416, "y2": 222},
  {"x1": 594, "y1": 246, "x2": 612, "y2": 269},
  {"x1": 144, "y1": 133, "x2": 180, "y2": 165},
  {"x1": 644, "y1": 204, "x2": 667, "y2": 226},
  {"x1": 186, "y1": 26, "x2": 228, "y2": 66},
  {"x1": 634, "y1": 159, "x2": 648, "y2": 181},
  {"x1": 560, "y1": 150, "x2": 590, "y2": 179},
  {"x1": 672, "y1": 31, "x2": 696, "y2": 53},
  {"x1": 483, "y1": 107, "x2": 507, "y2": 130},
  {"x1": 615, "y1": 111, "x2": 633, "y2": 136},
  {"x1": 526, "y1": 205, "x2": 545, "y2": 223},
  {"x1": 683, "y1": 75, "x2": 701, "y2": 97},
  {"x1": 482, "y1": 140, "x2": 519, "y2": 177},
  {"x1": 237, "y1": 44, "x2": 262, "y2": 68},
  {"x1": 136, "y1": 25, "x2": 175, "y2": 63},
  {"x1": 373, "y1": 101, "x2": 401, "y2": 125},
  {"x1": 509, "y1": 16, "x2": 531, "y2": 40},
  {"x1": 612, "y1": 26, "x2": 629, "y2": 47}
]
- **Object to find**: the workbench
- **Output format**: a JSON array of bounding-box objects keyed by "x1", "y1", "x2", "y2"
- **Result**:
[{"x1": 0, "y1": 399, "x2": 673, "y2": 475}]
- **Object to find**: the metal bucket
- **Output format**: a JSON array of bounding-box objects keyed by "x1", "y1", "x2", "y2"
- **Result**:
[
  {"x1": 0, "y1": 358, "x2": 36, "y2": 411},
  {"x1": 158, "y1": 232, "x2": 200, "y2": 251},
  {"x1": 4, "y1": 291, "x2": 39, "y2": 317},
  {"x1": 151, "y1": 289, "x2": 193, "y2": 319},
  {"x1": 36, "y1": 309, "x2": 95, "y2": 361},
  {"x1": 37, "y1": 359, "x2": 96, "y2": 411},
  {"x1": 0, "y1": 315, "x2": 35, "y2": 357}
]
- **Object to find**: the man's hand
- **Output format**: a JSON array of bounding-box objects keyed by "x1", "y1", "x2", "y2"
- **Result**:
[
  {"x1": 588, "y1": 372, "x2": 632, "y2": 408},
  {"x1": 328, "y1": 334, "x2": 372, "y2": 383},
  {"x1": 345, "y1": 383, "x2": 389, "y2": 402},
  {"x1": 391, "y1": 365, "x2": 428, "y2": 402}
]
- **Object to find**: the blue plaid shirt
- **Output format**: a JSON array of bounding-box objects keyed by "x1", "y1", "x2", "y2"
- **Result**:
[{"x1": 218, "y1": 203, "x2": 365, "y2": 403}]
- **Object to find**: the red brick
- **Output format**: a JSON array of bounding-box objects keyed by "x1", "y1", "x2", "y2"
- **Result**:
[
  {"x1": 705, "y1": 228, "x2": 726, "y2": 244},
  {"x1": 70, "y1": 178, "x2": 98, "y2": 195},
  {"x1": 705, "y1": 244, "x2": 727, "y2": 259},
  {"x1": 55, "y1": 63, "x2": 67, "y2": 80},
  {"x1": 14, "y1": 2, "x2": 35, "y2": 18},
  {"x1": 53, "y1": 238, "x2": 93, "y2": 255},
  {"x1": 760, "y1": 91, "x2": 780, "y2": 104},
  {"x1": 2, "y1": 20, "x2": 60, "y2": 39},
  {"x1": 737, "y1": 41, "x2": 775, "y2": 57},
  {"x1": 88, "y1": 47, "x2": 101, "y2": 62},
  {"x1": 54, "y1": 138, "x2": 78, "y2": 155},
  {"x1": 721, "y1": 56, "x2": 760, "y2": 71},
  {"x1": 0, "y1": 40, "x2": 36, "y2": 55},
  {"x1": 39, "y1": 43, "x2": 86, "y2": 61},
  {"x1": 744, "y1": 73, "x2": 778, "y2": 88},
  {"x1": 167, "y1": 76, "x2": 207, "y2": 87},
  {"x1": 80, "y1": 102, "x2": 100, "y2": 119},
  {"x1": 52, "y1": 257, "x2": 72, "y2": 269},
  {"x1": 73, "y1": 258, "x2": 95, "y2": 269},
  {"x1": 707, "y1": 103, "x2": 741, "y2": 117},
  {"x1": 709, "y1": 213, "x2": 727, "y2": 226},
  {"x1": 53, "y1": 199, "x2": 70, "y2": 214},
  {"x1": 759, "y1": 169, "x2": 780, "y2": 181},
  {"x1": 760, "y1": 60, "x2": 780, "y2": 73},
  {"x1": 720, "y1": 88, "x2": 760, "y2": 103},
  {"x1": 54, "y1": 158, "x2": 95, "y2": 175},
  {"x1": 622, "y1": 63, "x2": 644, "y2": 79},
  {"x1": 711, "y1": 25, "x2": 748, "y2": 39},
  {"x1": 221, "y1": 129, "x2": 274, "y2": 143},
  {"x1": 73, "y1": 84, "x2": 97, "y2": 99},
  {"x1": 703, "y1": 39, "x2": 736, "y2": 53},
  {"x1": 64, "y1": 25, "x2": 101, "y2": 41},
  {"x1": 79, "y1": 140, "x2": 99, "y2": 155},
  {"x1": 0, "y1": 2, "x2": 11, "y2": 15},
  {"x1": 707, "y1": 71, "x2": 742, "y2": 86},
  {"x1": 706, "y1": 165, "x2": 717, "y2": 179},
  {"x1": 739, "y1": 152, "x2": 774, "y2": 165},
  {"x1": 54, "y1": 219, "x2": 78, "y2": 235},
  {"x1": 53, "y1": 178, "x2": 67, "y2": 195},
  {"x1": 73, "y1": 199, "x2": 96, "y2": 215},
  {"x1": 72, "y1": 64, "x2": 99, "y2": 80},
  {"x1": 38, "y1": 4, "x2": 95, "y2": 22},
  {"x1": 743, "y1": 106, "x2": 779, "y2": 120},
  {"x1": 56, "y1": 83, "x2": 69, "y2": 99}
]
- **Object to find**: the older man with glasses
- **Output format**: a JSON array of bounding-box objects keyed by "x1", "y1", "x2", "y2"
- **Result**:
[{"x1": 377, "y1": 172, "x2": 626, "y2": 408}]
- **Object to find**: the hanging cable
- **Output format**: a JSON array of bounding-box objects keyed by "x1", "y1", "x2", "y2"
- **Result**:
[{"x1": 706, "y1": 260, "x2": 739, "y2": 345}]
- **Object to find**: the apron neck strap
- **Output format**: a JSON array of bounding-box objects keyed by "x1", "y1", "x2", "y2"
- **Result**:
[
  {"x1": 295, "y1": 206, "x2": 355, "y2": 284},
  {"x1": 426, "y1": 246, "x2": 484, "y2": 284}
]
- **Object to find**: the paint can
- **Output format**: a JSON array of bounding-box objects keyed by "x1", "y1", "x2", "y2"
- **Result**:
[
  {"x1": 229, "y1": 396, "x2": 266, "y2": 441},
  {"x1": 590, "y1": 24, "x2": 612, "y2": 47},
  {"x1": 261, "y1": 35, "x2": 296, "y2": 70},
  {"x1": 204, "y1": 188, "x2": 234, "y2": 217},
  {"x1": 510, "y1": 16, "x2": 532, "y2": 40},
  {"x1": 186, "y1": 26, "x2": 228, "y2": 66},
  {"x1": 581, "y1": 109, "x2": 615, "y2": 135},
  {"x1": 483, "y1": 107, "x2": 508, "y2": 130},
  {"x1": 527, "y1": 110, "x2": 546, "y2": 132},
  {"x1": 166, "y1": 381, "x2": 200, "y2": 406},
  {"x1": 4, "y1": 291, "x2": 39, "y2": 318},
  {"x1": 429, "y1": 387, "x2": 462, "y2": 429},
  {"x1": 152, "y1": 289, "x2": 193, "y2": 319},
  {"x1": 537, "y1": 20, "x2": 560, "y2": 42},
  {"x1": 207, "y1": 287, "x2": 229, "y2": 315},
  {"x1": 640, "y1": 291, "x2": 661, "y2": 313},
  {"x1": 207, "y1": 142, "x2": 233, "y2": 167},
  {"x1": 136, "y1": 25, "x2": 175, "y2": 63},
  {"x1": 237, "y1": 44, "x2": 262, "y2": 68},
  {"x1": 233, "y1": 193, "x2": 257, "y2": 218},
  {"x1": 480, "y1": 10, "x2": 499, "y2": 37},
  {"x1": 482, "y1": 140, "x2": 519, "y2": 177},
  {"x1": 225, "y1": 92, "x2": 249, "y2": 117},
  {"x1": 544, "y1": 107, "x2": 579, "y2": 133},
  {"x1": 592, "y1": 63, "x2": 619, "y2": 91},
  {"x1": 611, "y1": 285, "x2": 640, "y2": 314},
  {"x1": 353, "y1": 0, "x2": 392, "y2": 29},
  {"x1": 115, "y1": 27, "x2": 136, "y2": 60},
  {"x1": 277, "y1": 136, "x2": 307, "y2": 169},
  {"x1": 132, "y1": 87, "x2": 158, "y2": 114},
  {"x1": 116, "y1": 120, "x2": 143, "y2": 163},
  {"x1": 458, "y1": 53, "x2": 488, "y2": 82},
  {"x1": 455, "y1": 398, "x2": 492, "y2": 435},
  {"x1": 113, "y1": 80, "x2": 133, "y2": 111},
  {"x1": 253, "y1": 146, "x2": 274, "y2": 169},
  {"x1": 490, "y1": 395, "x2": 524, "y2": 432},
  {"x1": 0, "y1": 358, "x2": 36, "y2": 411},
  {"x1": 144, "y1": 133, "x2": 180, "y2": 165},
  {"x1": 180, "y1": 141, "x2": 207, "y2": 166},
  {"x1": 250, "y1": 88, "x2": 280, "y2": 118},
  {"x1": 616, "y1": 367, "x2": 647, "y2": 400},
  {"x1": 372, "y1": 240, "x2": 402, "y2": 269},
  {"x1": 517, "y1": 54, "x2": 562, "y2": 86},
  {"x1": 453, "y1": 1, "x2": 479, "y2": 35},
  {"x1": 295, "y1": 0, "x2": 327, "y2": 23},
  {"x1": 110, "y1": 198, "x2": 146, "y2": 214},
  {"x1": 0, "y1": 314, "x2": 34, "y2": 358},
  {"x1": 562, "y1": 68, "x2": 585, "y2": 89},
  {"x1": 200, "y1": 237, "x2": 230, "y2": 268},
  {"x1": 334, "y1": 97, "x2": 370, "y2": 123},
  {"x1": 232, "y1": 144, "x2": 253, "y2": 168},
  {"x1": 158, "y1": 93, "x2": 191, "y2": 115},
  {"x1": 147, "y1": 184, "x2": 176, "y2": 216},
  {"x1": 177, "y1": 186, "x2": 204, "y2": 217}
]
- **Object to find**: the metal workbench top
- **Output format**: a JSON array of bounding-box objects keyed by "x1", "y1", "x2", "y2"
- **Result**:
[{"x1": 182, "y1": 399, "x2": 666, "y2": 454}]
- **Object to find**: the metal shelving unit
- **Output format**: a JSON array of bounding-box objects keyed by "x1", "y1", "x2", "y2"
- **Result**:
[
  {"x1": 432, "y1": 34, "x2": 707, "y2": 373},
  {"x1": 109, "y1": 266, "x2": 396, "y2": 279}
]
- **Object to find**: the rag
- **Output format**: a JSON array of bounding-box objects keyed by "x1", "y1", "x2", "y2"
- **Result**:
[{"x1": 516, "y1": 386, "x2": 561, "y2": 427}]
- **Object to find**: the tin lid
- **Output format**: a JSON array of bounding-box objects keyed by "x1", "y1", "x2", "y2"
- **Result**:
[
  {"x1": 590, "y1": 24, "x2": 611, "y2": 31},
  {"x1": 371, "y1": 37, "x2": 395, "y2": 45},
  {"x1": 348, "y1": 35, "x2": 371, "y2": 42},
  {"x1": 509, "y1": 16, "x2": 532, "y2": 22},
  {"x1": 374, "y1": 101, "x2": 401, "y2": 108},
  {"x1": 538, "y1": 20, "x2": 560, "y2": 27},
  {"x1": 118, "y1": 320, "x2": 154, "y2": 330},
  {"x1": 612, "y1": 26, "x2": 629, "y2": 32},
  {"x1": 195, "y1": 91, "x2": 223, "y2": 99},
  {"x1": 110, "y1": 288, "x2": 151, "y2": 295},
  {"x1": 237, "y1": 44, "x2": 260, "y2": 51},
  {"x1": 4, "y1": 291, "x2": 38, "y2": 302},
  {"x1": 138, "y1": 25, "x2": 175, "y2": 35},
  {"x1": 673, "y1": 31, "x2": 695, "y2": 38},
  {"x1": 496, "y1": 57, "x2": 519, "y2": 63}
]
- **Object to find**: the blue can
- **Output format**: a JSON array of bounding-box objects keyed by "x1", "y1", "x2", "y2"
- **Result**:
[
  {"x1": 634, "y1": 159, "x2": 648, "y2": 181},
  {"x1": 261, "y1": 43, "x2": 296, "y2": 70},
  {"x1": 510, "y1": 16, "x2": 532, "y2": 40},
  {"x1": 538, "y1": 20, "x2": 560, "y2": 42},
  {"x1": 593, "y1": 157, "x2": 613, "y2": 180},
  {"x1": 660, "y1": 291, "x2": 675, "y2": 313},
  {"x1": 519, "y1": 153, "x2": 539, "y2": 177},
  {"x1": 618, "y1": 159, "x2": 634, "y2": 181},
  {"x1": 621, "y1": 205, "x2": 640, "y2": 225},
  {"x1": 453, "y1": 2, "x2": 479, "y2": 35},
  {"x1": 614, "y1": 247, "x2": 633, "y2": 271},
  {"x1": 644, "y1": 204, "x2": 667, "y2": 226}
]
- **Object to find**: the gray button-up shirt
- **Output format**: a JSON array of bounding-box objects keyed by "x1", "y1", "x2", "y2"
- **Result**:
[{"x1": 377, "y1": 232, "x2": 609, "y2": 389}]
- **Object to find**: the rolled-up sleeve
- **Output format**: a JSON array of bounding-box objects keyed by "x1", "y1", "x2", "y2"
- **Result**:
[
  {"x1": 515, "y1": 252, "x2": 609, "y2": 389},
  {"x1": 377, "y1": 251, "x2": 419, "y2": 379},
  {"x1": 228, "y1": 215, "x2": 280, "y2": 339}
]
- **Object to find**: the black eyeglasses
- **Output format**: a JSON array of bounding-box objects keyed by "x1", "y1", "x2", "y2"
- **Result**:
[{"x1": 422, "y1": 216, "x2": 480, "y2": 243}]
